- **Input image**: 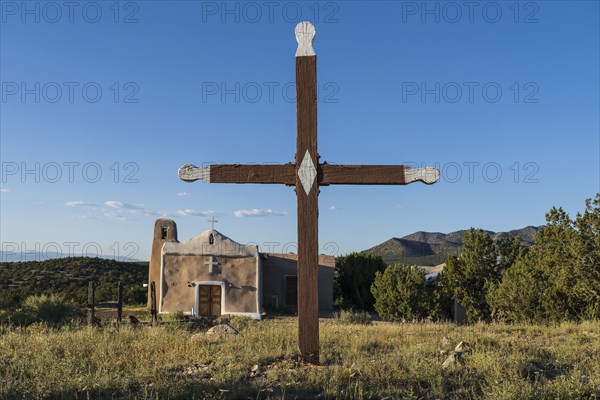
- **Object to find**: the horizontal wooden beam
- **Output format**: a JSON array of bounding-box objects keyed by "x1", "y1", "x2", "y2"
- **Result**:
[
  {"x1": 96, "y1": 302, "x2": 118, "y2": 308},
  {"x1": 179, "y1": 164, "x2": 296, "y2": 185},
  {"x1": 180, "y1": 163, "x2": 440, "y2": 186},
  {"x1": 320, "y1": 165, "x2": 439, "y2": 185}
]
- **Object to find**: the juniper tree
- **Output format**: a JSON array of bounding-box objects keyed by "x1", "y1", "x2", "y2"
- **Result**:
[
  {"x1": 335, "y1": 253, "x2": 387, "y2": 310},
  {"x1": 488, "y1": 195, "x2": 600, "y2": 322},
  {"x1": 441, "y1": 229, "x2": 510, "y2": 322},
  {"x1": 371, "y1": 263, "x2": 428, "y2": 321}
]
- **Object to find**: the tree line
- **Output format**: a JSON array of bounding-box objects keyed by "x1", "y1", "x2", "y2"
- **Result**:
[
  {"x1": 335, "y1": 194, "x2": 600, "y2": 323},
  {"x1": 0, "y1": 257, "x2": 148, "y2": 310}
]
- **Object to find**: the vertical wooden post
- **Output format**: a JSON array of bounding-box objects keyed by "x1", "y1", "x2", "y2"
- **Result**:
[
  {"x1": 87, "y1": 281, "x2": 95, "y2": 327},
  {"x1": 117, "y1": 281, "x2": 123, "y2": 324},
  {"x1": 295, "y1": 54, "x2": 319, "y2": 364},
  {"x1": 150, "y1": 281, "x2": 158, "y2": 326}
]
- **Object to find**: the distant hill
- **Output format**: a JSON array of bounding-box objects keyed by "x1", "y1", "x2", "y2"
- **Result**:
[
  {"x1": 0, "y1": 251, "x2": 142, "y2": 263},
  {"x1": 0, "y1": 257, "x2": 149, "y2": 308},
  {"x1": 364, "y1": 226, "x2": 541, "y2": 266}
]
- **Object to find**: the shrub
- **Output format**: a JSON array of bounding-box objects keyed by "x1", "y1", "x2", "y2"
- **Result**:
[
  {"x1": 160, "y1": 310, "x2": 186, "y2": 322},
  {"x1": 486, "y1": 257, "x2": 547, "y2": 323},
  {"x1": 226, "y1": 315, "x2": 255, "y2": 331},
  {"x1": 488, "y1": 198, "x2": 600, "y2": 323},
  {"x1": 426, "y1": 282, "x2": 453, "y2": 321},
  {"x1": 441, "y1": 229, "x2": 522, "y2": 322},
  {"x1": 11, "y1": 294, "x2": 83, "y2": 326},
  {"x1": 0, "y1": 308, "x2": 34, "y2": 325},
  {"x1": 0, "y1": 289, "x2": 23, "y2": 310},
  {"x1": 332, "y1": 308, "x2": 372, "y2": 325},
  {"x1": 123, "y1": 285, "x2": 147, "y2": 305},
  {"x1": 371, "y1": 264, "x2": 429, "y2": 321},
  {"x1": 335, "y1": 253, "x2": 386, "y2": 310}
]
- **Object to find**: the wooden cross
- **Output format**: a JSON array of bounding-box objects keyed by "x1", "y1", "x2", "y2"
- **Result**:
[{"x1": 179, "y1": 21, "x2": 439, "y2": 363}]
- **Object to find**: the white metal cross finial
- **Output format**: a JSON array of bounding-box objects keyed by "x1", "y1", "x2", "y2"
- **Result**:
[
  {"x1": 295, "y1": 21, "x2": 316, "y2": 57},
  {"x1": 208, "y1": 216, "x2": 218, "y2": 229}
]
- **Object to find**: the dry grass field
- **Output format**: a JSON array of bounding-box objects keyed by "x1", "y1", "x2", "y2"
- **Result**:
[{"x1": 1, "y1": 316, "x2": 599, "y2": 399}]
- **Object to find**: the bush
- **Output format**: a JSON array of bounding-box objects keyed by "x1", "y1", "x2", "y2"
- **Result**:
[
  {"x1": 123, "y1": 285, "x2": 147, "y2": 305},
  {"x1": 488, "y1": 198, "x2": 600, "y2": 323},
  {"x1": 160, "y1": 310, "x2": 186, "y2": 322},
  {"x1": 226, "y1": 315, "x2": 255, "y2": 331},
  {"x1": 158, "y1": 310, "x2": 192, "y2": 331},
  {"x1": 0, "y1": 289, "x2": 23, "y2": 310},
  {"x1": 0, "y1": 308, "x2": 34, "y2": 326},
  {"x1": 1, "y1": 294, "x2": 84, "y2": 326},
  {"x1": 332, "y1": 308, "x2": 372, "y2": 325},
  {"x1": 426, "y1": 282, "x2": 453, "y2": 321},
  {"x1": 440, "y1": 229, "x2": 521, "y2": 322},
  {"x1": 371, "y1": 264, "x2": 429, "y2": 321},
  {"x1": 486, "y1": 257, "x2": 547, "y2": 323},
  {"x1": 335, "y1": 253, "x2": 386, "y2": 310}
]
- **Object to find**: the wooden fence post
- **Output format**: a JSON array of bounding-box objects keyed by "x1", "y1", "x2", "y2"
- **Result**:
[
  {"x1": 117, "y1": 281, "x2": 123, "y2": 324},
  {"x1": 87, "y1": 281, "x2": 95, "y2": 327},
  {"x1": 150, "y1": 281, "x2": 157, "y2": 326}
]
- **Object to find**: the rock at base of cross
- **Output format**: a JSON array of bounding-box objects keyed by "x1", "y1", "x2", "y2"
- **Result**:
[{"x1": 205, "y1": 323, "x2": 238, "y2": 336}]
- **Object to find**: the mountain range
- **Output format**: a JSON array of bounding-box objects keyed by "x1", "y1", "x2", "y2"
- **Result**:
[
  {"x1": 0, "y1": 226, "x2": 542, "y2": 265},
  {"x1": 363, "y1": 226, "x2": 541, "y2": 266}
]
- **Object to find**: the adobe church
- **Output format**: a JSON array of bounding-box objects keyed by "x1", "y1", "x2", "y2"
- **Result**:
[{"x1": 148, "y1": 219, "x2": 335, "y2": 319}]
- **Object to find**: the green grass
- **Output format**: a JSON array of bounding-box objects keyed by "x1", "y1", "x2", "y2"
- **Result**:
[
  {"x1": 332, "y1": 308, "x2": 372, "y2": 325},
  {"x1": 0, "y1": 317, "x2": 598, "y2": 399}
]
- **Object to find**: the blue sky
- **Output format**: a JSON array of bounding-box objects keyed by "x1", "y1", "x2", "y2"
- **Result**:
[{"x1": 1, "y1": 0, "x2": 598, "y2": 261}]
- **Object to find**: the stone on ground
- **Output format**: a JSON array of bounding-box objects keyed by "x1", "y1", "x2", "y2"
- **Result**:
[{"x1": 206, "y1": 323, "x2": 238, "y2": 336}]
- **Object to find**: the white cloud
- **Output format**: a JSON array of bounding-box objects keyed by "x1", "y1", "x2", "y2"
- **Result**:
[
  {"x1": 133, "y1": 209, "x2": 160, "y2": 216},
  {"x1": 0, "y1": 187, "x2": 10, "y2": 193},
  {"x1": 329, "y1": 205, "x2": 339, "y2": 211},
  {"x1": 177, "y1": 192, "x2": 190, "y2": 196},
  {"x1": 105, "y1": 200, "x2": 142, "y2": 210},
  {"x1": 74, "y1": 214, "x2": 97, "y2": 220},
  {"x1": 234, "y1": 209, "x2": 287, "y2": 218},
  {"x1": 105, "y1": 200, "x2": 158, "y2": 216},
  {"x1": 177, "y1": 209, "x2": 208, "y2": 217},
  {"x1": 65, "y1": 200, "x2": 161, "y2": 220},
  {"x1": 103, "y1": 211, "x2": 128, "y2": 221},
  {"x1": 176, "y1": 209, "x2": 218, "y2": 217},
  {"x1": 65, "y1": 201, "x2": 99, "y2": 209}
]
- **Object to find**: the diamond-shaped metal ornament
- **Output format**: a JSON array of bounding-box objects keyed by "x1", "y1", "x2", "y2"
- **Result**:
[{"x1": 298, "y1": 150, "x2": 317, "y2": 195}]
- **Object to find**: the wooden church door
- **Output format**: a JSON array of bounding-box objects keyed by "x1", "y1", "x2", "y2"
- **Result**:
[
  {"x1": 198, "y1": 285, "x2": 221, "y2": 317},
  {"x1": 285, "y1": 276, "x2": 298, "y2": 306}
]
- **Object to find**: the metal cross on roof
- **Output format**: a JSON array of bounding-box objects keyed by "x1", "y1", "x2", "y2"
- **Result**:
[{"x1": 208, "y1": 216, "x2": 218, "y2": 229}]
